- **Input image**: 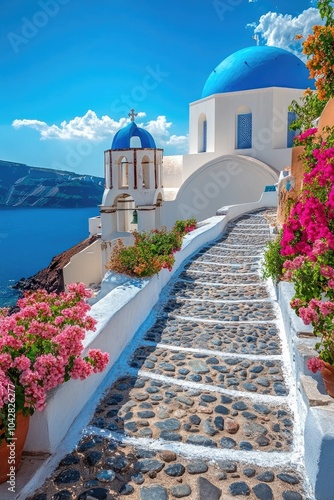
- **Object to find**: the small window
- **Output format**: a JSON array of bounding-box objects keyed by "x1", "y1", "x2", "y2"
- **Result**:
[
  {"x1": 287, "y1": 112, "x2": 297, "y2": 148},
  {"x1": 203, "y1": 120, "x2": 207, "y2": 153},
  {"x1": 198, "y1": 113, "x2": 207, "y2": 153},
  {"x1": 237, "y1": 113, "x2": 252, "y2": 149}
]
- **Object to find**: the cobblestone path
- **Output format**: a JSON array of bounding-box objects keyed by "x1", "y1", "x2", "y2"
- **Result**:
[{"x1": 30, "y1": 211, "x2": 313, "y2": 500}]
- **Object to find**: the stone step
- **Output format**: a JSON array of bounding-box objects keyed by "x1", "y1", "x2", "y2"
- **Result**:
[
  {"x1": 30, "y1": 435, "x2": 307, "y2": 499},
  {"x1": 178, "y1": 270, "x2": 262, "y2": 284},
  {"x1": 184, "y1": 261, "x2": 259, "y2": 273},
  {"x1": 171, "y1": 282, "x2": 270, "y2": 301},
  {"x1": 129, "y1": 346, "x2": 288, "y2": 397},
  {"x1": 161, "y1": 298, "x2": 276, "y2": 322},
  {"x1": 144, "y1": 318, "x2": 281, "y2": 355},
  {"x1": 196, "y1": 254, "x2": 260, "y2": 264},
  {"x1": 87, "y1": 375, "x2": 293, "y2": 453}
]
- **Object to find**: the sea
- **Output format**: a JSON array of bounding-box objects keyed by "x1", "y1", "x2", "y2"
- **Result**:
[{"x1": 0, "y1": 207, "x2": 99, "y2": 308}]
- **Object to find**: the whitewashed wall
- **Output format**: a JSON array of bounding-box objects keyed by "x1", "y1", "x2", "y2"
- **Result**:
[
  {"x1": 161, "y1": 155, "x2": 278, "y2": 226},
  {"x1": 63, "y1": 240, "x2": 102, "y2": 289},
  {"x1": 187, "y1": 87, "x2": 303, "y2": 174}
]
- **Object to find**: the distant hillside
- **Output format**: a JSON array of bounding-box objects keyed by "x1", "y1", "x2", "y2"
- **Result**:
[{"x1": 0, "y1": 160, "x2": 104, "y2": 208}]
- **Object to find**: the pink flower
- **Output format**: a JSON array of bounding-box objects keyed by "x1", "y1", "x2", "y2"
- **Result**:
[
  {"x1": 0, "y1": 353, "x2": 12, "y2": 371},
  {"x1": 13, "y1": 355, "x2": 31, "y2": 371},
  {"x1": 87, "y1": 349, "x2": 110, "y2": 373},
  {"x1": 290, "y1": 298, "x2": 302, "y2": 309},
  {"x1": 319, "y1": 301, "x2": 334, "y2": 317},
  {"x1": 299, "y1": 306, "x2": 319, "y2": 325},
  {"x1": 70, "y1": 358, "x2": 94, "y2": 380},
  {"x1": 295, "y1": 128, "x2": 318, "y2": 142},
  {"x1": 0, "y1": 283, "x2": 108, "y2": 420},
  {"x1": 307, "y1": 357, "x2": 324, "y2": 374}
]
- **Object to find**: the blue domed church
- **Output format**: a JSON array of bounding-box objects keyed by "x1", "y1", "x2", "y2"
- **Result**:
[
  {"x1": 158, "y1": 45, "x2": 313, "y2": 223},
  {"x1": 98, "y1": 46, "x2": 312, "y2": 242}
]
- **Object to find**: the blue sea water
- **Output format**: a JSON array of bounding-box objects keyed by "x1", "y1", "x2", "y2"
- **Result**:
[{"x1": 0, "y1": 207, "x2": 99, "y2": 307}]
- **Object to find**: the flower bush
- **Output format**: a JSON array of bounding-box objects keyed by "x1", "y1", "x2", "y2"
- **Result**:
[
  {"x1": 0, "y1": 283, "x2": 109, "y2": 443},
  {"x1": 302, "y1": 0, "x2": 334, "y2": 101},
  {"x1": 263, "y1": 125, "x2": 334, "y2": 368},
  {"x1": 262, "y1": 0, "x2": 334, "y2": 377},
  {"x1": 106, "y1": 218, "x2": 197, "y2": 277}
]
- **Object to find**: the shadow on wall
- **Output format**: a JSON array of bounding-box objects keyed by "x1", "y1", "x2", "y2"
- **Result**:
[{"x1": 161, "y1": 154, "x2": 278, "y2": 226}]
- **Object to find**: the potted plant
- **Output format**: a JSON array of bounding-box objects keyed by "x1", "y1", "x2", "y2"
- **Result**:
[{"x1": 0, "y1": 282, "x2": 109, "y2": 482}]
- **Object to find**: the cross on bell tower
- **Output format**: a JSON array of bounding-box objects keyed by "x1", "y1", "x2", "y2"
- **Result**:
[{"x1": 128, "y1": 108, "x2": 138, "y2": 122}]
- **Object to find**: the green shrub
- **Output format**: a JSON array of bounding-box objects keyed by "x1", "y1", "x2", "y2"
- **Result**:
[{"x1": 262, "y1": 231, "x2": 285, "y2": 283}]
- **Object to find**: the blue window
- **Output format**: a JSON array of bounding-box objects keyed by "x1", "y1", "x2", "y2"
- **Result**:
[
  {"x1": 287, "y1": 111, "x2": 297, "y2": 148},
  {"x1": 203, "y1": 120, "x2": 207, "y2": 152},
  {"x1": 237, "y1": 113, "x2": 252, "y2": 149}
]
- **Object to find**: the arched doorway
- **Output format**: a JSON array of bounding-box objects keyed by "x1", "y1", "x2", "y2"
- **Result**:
[{"x1": 115, "y1": 193, "x2": 136, "y2": 232}]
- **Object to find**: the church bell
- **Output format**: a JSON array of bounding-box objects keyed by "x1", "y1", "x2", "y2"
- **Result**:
[{"x1": 131, "y1": 209, "x2": 138, "y2": 224}]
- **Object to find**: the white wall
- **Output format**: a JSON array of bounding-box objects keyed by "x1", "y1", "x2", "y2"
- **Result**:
[
  {"x1": 162, "y1": 155, "x2": 184, "y2": 188},
  {"x1": 89, "y1": 216, "x2": 101, "y2": 237},
  {"x1": 102, "y1": 148, "x2": 163, "y2": 208},
  {"x1": 187, "y1": 87, "x2": 304, "y2": 174},
  {"x1": 189, "y1": 97, "x2": 216, "y2": 153},
  {"x1": 63, "y1": 239, "x2": 103, "y2": 289},
  {"x1": 161, "y1": 154, "x2": 278, "y2": 226}
]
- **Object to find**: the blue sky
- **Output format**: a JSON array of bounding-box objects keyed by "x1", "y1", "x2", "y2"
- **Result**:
[{"x1": 0, "y1": 0, "x2": 321, "y2": 177}]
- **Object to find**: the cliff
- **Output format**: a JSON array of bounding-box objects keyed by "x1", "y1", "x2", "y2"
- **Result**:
[
  {"x1": 13, "y1": 235, "x2": 100, "y2": 295},
  {"x1": 0, "y1": 160, "x2": 104, "y2": 207}
]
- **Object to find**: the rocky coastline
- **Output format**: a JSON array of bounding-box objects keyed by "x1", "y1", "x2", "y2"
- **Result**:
[{"x1": 13, "y1": 235, "x2": 100, "y2": 297}]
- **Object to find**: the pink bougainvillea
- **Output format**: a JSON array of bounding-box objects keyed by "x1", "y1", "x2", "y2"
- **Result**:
[
  {"x1": 277, "y1": 126, "x2": 334, "y2": 368},
  {"x1": 0, "y1": 283, "x2": 109, "y2": 441}
]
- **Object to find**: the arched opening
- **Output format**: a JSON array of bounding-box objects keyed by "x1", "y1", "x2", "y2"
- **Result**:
[
  {"x1": 141, "y1": 155, "x2": 150, "y2": 189},
  {"x1": 119, "y1": 156, "x2": 129, "y2": 189},
  {"x1": 236, "y1": 106, "x2": 252, "y2": 149},
  {"x1": 130, "y1": 136, "x2": 142, "y2": 148},
  {"x1": 198, "y1": 113, "x2": 207, "y2": 153},
  {"x1": 115, "y1": 193, "x2": 136, "y2": 232}
]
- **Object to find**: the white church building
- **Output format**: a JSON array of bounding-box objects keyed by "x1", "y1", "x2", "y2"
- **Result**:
[{"x1": 65, "y1": 45, "x2": 313, "y2": 286}]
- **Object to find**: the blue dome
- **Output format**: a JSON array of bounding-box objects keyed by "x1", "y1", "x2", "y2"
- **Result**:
[
  {"x1": 112, "y1": 122, "x2": 156, "y2": 149},
  {"x1": 202, "y1": 46, "x2": 313, "y2": 98}
]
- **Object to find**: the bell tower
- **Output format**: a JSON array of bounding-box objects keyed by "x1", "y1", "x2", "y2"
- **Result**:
[{"x1": 100, "y1": 111, "x2": 164, "y2": 241}]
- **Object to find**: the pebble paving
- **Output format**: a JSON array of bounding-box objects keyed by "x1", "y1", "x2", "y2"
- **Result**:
[{"x1": 29, "y1": 210, "x2": 312, "y2": 499}]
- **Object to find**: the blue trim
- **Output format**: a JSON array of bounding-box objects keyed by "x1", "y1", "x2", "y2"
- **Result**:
[
  {"x1": 237, "y1": 113, "x2": 252, "y2": 149},
  {"x1": 203, "y1": 120, "x2": 207, "y2": 152},
  {"x1": 264, "y1": 185, "x2": 276, "y2": 192}
]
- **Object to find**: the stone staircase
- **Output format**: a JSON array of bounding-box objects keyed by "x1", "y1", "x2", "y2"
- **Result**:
[{"x1": 29, "y1": 210, "x2": 313, "y2": 500}]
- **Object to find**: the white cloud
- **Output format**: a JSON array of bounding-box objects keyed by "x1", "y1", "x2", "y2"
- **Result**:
[
  {"x1": 12, "y1": 110, "x2": 188, "y2": 152},
  {"x1": 252, "y1": 7, "x2": 322, "y2": 59},
  {"x1": 12, "y1": 110, "x2": 130, "y2": 141},
  {"x1": 165, "y1": 134, "x2": 189, "y2": 150},
  {"x1": 139, "y1": 115, "x2": 188, "y2": 151}
]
